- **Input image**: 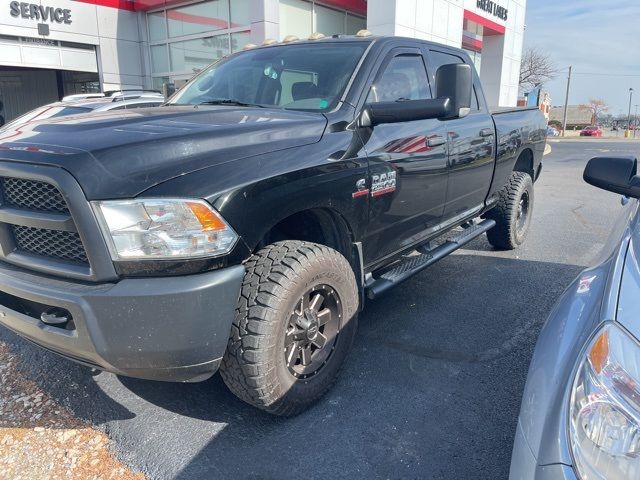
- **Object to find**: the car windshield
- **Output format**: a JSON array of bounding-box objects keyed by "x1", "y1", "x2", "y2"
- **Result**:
[{"x1": 169, "y1": 42, "x2": 369, "y2": 112}]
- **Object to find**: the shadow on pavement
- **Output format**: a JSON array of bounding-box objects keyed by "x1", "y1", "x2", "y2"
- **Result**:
[{"x1": 1, "y1": 253, "x2": 582, "y2": 480}]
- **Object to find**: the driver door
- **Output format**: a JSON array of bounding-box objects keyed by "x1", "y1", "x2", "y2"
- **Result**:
[{"x1": 361, "y1": 48, "x2": 449, "y2": 266}]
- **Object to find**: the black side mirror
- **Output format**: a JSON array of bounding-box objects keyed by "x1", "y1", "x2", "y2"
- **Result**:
[
  {"x1": 435, "y1": 63, "x2": 472, "y2": 120},
  {"x1": 359, "y1": 98, "x2": 450, "y2": 127},
  {"x1": 584, "y1": 156, "x2": 640, "y2": 199},
  {"x1": 358, "y1": 62, "x2": 473, "y2": 128}
]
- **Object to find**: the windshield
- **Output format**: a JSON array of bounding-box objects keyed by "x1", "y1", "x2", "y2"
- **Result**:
[
  {"x1": 2, "y1": 105, "x2": 92, "y2": 130},
  {"x1": 169, "y1": 42, "x2": 368, "y2": 112}
]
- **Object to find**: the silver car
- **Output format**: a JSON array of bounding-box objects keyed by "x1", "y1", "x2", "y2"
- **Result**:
[
  {"x1": 1, "y1": 91, "x2": 165, "y2": 130},
  {"x1": 511, "y1": 156, "x2": 640, "y2": 480}
]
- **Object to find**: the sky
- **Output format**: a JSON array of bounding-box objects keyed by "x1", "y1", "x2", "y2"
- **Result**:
[{"x1": 523, "y1": 0, "x2": 640, "y2": 117}]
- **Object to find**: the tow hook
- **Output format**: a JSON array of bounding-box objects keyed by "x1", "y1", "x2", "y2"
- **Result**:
[{"x1": 40, "y1": 308, "x2": 71, "y2": 326}]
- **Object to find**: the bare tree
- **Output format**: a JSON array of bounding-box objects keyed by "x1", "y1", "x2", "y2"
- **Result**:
[
  {"x1": 583, "y1": 98, "x2": 609, "y2": 123},
  {"x1": 519, "y1": 47, "x2": 557, "y2": 91}
]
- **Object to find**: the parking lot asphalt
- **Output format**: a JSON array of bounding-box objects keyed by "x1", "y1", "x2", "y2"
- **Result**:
[{"x1": 2, "y1": 140, "x2": 640, "y2": 480}]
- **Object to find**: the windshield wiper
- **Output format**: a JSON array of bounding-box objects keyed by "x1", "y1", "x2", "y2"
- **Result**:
[{"x1": 197, "y1": 99, "x2": 265, "y2": 108}]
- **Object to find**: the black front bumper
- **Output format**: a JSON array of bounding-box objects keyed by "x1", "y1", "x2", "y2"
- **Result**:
[{"x1": 0, "y1": 261, "x2": 245, "y2": 382}]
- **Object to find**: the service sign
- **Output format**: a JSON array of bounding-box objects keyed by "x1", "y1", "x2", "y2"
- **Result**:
[{"x1": 9, "y1": 1, "x2": 72, "y2": 24}]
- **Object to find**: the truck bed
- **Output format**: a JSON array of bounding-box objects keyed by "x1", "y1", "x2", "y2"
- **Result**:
[{"x1": 490, "y1": 106, "x2": 540, "y2": 115}]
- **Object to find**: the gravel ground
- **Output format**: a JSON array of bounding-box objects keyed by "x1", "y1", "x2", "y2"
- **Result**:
[{"x1": 0, "y1": 343, "x2": 144, "y2": 480}]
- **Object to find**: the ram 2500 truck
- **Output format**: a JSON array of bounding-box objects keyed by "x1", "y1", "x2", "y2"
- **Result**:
[{"x1": 0, "y1": 35, "x2": 545, "y2": 415}]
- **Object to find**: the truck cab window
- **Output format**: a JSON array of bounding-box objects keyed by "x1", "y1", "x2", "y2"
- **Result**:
[{"x1": 367, "y1": 55, "x2": 430, "y2": 103}]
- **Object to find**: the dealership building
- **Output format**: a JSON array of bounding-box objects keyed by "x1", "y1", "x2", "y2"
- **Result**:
[{"x1": 0, "y1": 0, "x2": 526, "y2": 121}]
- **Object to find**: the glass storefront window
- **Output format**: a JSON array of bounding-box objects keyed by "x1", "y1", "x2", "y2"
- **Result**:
[
  {"x1": 151, "y1": 44, "x2": 169, "y2": 73},
  {"x1": 149, "y1": 0, "x2": 365, "y2": 86},
  {"x1": 230, "y1": 0, "x2": 251, "y2": 28},
  {"x1": 279, "y1": 1, "x2": 366, "y2": 39},
  {"x1": 230, "y1": 31, "x2": 251, "y2": 52},
  {"x1": 167, "y1": 0, "x2": 230, "y2": 38},
  {"x1": 148, "y1": 11, "x2": 167, "y2": 41},
  {"x1": 346, "y1": 13, "x2": 366, "y2": 34},
  {"x1": 314, "y1": 4, "x2": 344, "y2": 36},
  {"x1": 170, "y1": 35, "x2": 230, "y2": 73}
]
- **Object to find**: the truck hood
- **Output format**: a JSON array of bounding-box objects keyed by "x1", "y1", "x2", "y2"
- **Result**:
[{"x1": 0, "y1": 106, "x2": 327, "y2": 199}]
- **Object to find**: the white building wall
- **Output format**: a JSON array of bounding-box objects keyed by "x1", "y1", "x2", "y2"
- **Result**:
[
  {"x1": 367, "y1": 0, "x2": 526, "y2": 106},
  {"x1": 0, "y1": 0, "x2": 145, "y2": 90},
  {"x1": 94, "y1": 6, "x2": 146, "y2": 89},
  {"x1": 251, "y1": 0, "x2": 280, "y2": 44}
]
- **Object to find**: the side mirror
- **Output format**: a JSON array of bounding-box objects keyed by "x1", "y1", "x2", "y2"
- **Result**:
[
  {"x1": 435, "y1": 63, "x2": 472, "y2": 120},
  {"x1": 584, "y1": 156, "x2": 640, "y2": 199},
  {"x1": 358, "y1": 62, "x2": 473, "y2": 128}
]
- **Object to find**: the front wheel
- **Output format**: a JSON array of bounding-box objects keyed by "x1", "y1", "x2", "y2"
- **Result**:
[
  {"x1": 485, "y1": 171, "x2": 534, "y2": 250},
  {"x1": 220, "y1": 241, "x2": 359, "y2": 416}
]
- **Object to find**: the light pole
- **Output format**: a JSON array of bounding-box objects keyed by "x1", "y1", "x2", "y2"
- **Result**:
[
  {"x1": 627, "y1": 88, "x2": 634, "y2": 138},
  {"x1": 561, "y1": 66, "x2": 572, "y2": 137},
  {"x1": 635, "y1": 104, "x2": 638, "y2": 138}
]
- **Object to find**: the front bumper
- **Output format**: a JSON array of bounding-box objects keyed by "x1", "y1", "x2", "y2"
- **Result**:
[
  {"x1": 0, "y1": 261, "x2": 244, "y2": 382},
  {"x1": 510, "y1": 421, "x2": 577, "y2": 480}
]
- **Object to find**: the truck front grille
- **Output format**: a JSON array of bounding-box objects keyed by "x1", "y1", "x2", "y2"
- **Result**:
[
  {"x1": 0, "y1": 177, "x2": 89, "y2": 266},
  {"x1": 12, "y1": 225, "x2": 88, "y2": 264},
  {"x1": 2, "y1": 178, "x2": 69, "y2": 214}
]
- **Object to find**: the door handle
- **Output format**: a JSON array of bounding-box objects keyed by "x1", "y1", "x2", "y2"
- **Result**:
[
  {"x1": 427, "y1": 136, "x2": 446, "y2": 147},
  {"x1": 479, "y1": 128, "x2": 494, "y2": 138}
]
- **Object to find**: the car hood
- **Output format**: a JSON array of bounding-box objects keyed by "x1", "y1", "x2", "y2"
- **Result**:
[{"x1": 0, "y1": 106, "x2": 327, "y2": 199}]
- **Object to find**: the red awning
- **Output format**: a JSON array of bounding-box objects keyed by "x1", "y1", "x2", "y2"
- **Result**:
[{"x1": 463, "y1": 9, "x2": 505, "y2": 36}]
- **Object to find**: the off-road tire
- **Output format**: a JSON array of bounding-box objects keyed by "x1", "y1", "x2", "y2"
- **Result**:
[
  {"x1": 485, "y1": 171, "x2": 534, "y2": 250},
  {"x1": 220, "y1": 241, "x2": 359, "y2": 416}
]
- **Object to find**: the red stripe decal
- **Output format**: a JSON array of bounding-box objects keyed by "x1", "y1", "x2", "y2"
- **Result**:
[{"x1": 352, "y1": 189, "x2": 370, "y2": 198}]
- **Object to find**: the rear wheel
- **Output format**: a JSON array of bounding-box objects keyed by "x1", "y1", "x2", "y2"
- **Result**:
[
  {"x1": 485, "y1": 171, "x2": 534, "y2": 250},
  {"x1": 220, "y1": 241, "x2": 359, "y2": 416}
]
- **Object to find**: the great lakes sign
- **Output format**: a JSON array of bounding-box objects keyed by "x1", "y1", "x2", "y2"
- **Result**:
[
  {"x1": 476, "y1": 0, "x2": 508, "y2": 21},
  {"x1": 9, "y1": 1, "x2": 72, "y2": 24}
]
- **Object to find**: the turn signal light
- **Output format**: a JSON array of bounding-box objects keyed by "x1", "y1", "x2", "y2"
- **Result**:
[{"x1": 187, "y1": 201, "x2": 227, "y2": 231}]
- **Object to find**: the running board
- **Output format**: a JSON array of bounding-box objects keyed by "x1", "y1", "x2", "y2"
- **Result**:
[{"x1": 365, "y1": 219, "x2": 496, "y2": 300}]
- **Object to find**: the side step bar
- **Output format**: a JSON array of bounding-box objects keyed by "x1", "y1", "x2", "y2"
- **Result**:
[{"x1": 365, "y1": 219, "x2": 496, "y2": 300}]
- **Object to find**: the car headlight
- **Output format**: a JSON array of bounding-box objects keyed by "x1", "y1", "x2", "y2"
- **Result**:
[
  {"x1": 569, "y1": 323, "x2": 640, "y2": 480},
  {"x1": 92, "y1": 199, "x2": 237, "y2": 260}
]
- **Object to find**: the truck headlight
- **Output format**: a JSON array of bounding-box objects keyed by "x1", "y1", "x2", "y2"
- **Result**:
[
  {"x1": 569, "y1": 323, "x2": 640, "y2": 480},
  {"x1": 92, "y1": 199, "x2": 237, "y2": 260}
]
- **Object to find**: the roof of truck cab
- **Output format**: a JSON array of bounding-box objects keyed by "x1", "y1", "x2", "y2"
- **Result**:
[{"x1": 247, "y1": 35, "x2": 460, "y2": 51}]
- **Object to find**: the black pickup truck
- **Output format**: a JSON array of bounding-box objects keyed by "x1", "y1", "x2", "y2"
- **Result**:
[{"x1": 0, "y1": 35, "x2": 545, "y2": 415}]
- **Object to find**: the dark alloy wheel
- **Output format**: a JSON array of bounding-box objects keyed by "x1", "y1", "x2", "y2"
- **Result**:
[
  {"x1": 220, "y1": 241, "x2": 359, "y2": 416},
  {"x1": 285, "y1": 284, "x2": 342, "y2": 379},
  {"x1": 515, "y1": 190, "x2": 530, "y2": 237},
  {"x1": 485, "y1": 170, "x2": 534, "y2": 250}
]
